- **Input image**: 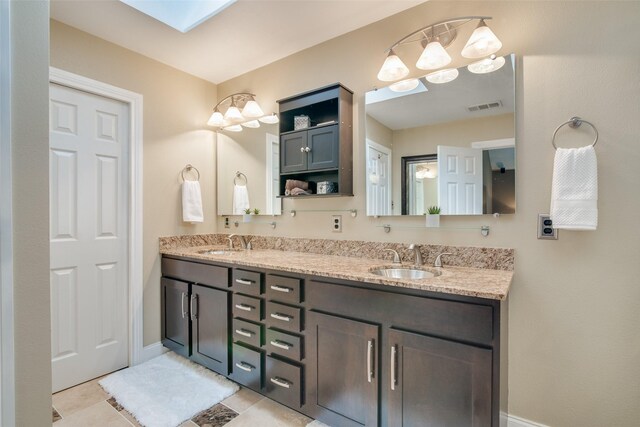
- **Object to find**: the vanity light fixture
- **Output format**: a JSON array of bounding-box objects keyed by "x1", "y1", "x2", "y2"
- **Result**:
[
  {"x1": 207, "y1": 92, "x2": 274, "y2": 132},
  {"x1": 467, "y1": 54, "x2": 506, "y2": 74},
  {"x1": 376, "y1": 16, "x2": 502, "y2": 83}
]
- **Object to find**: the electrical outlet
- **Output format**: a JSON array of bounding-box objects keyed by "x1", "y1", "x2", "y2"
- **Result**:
[
  {"x1": 224, "y1": 217, "x2": 230, "y2": 228},
  {"x1": 332, "y1": 215, "x2": 342, "y2": 232},
  {"x1": 537, "y1": 214, "x2": 558, "y2": 240}
]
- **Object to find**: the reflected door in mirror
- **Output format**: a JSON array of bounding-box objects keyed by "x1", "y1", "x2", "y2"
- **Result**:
[{"x1": 366, "y1": 141, "x2": 392, "y2": 215}]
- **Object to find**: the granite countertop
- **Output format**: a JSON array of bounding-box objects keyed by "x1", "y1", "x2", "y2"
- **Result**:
[{"x1": 160, "y1": 245, "x2": 512, "y2": 301}]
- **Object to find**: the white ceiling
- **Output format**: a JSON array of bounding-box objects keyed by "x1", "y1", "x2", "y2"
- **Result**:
[{"x1": 51, "y1": 0, "x2": 424, "y2": 84}]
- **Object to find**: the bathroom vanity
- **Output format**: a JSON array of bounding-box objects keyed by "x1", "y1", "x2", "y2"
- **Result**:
[{"x1": 160, "y1": 241, "x2": 510, "y2": 427}]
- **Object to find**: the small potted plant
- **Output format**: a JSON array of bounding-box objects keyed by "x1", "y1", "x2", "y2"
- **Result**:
[
  {"x1": 243, "y1": 208, "x2": 252, "y2": 223},
  {"x1": 425, "y1": 206, "x2": 441, "y2": 228},
  {"x1": 253, "y1": 208, "x2": 260, "y2": 216}
]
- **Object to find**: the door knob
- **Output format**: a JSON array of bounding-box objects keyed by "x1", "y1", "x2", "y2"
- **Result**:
[
  {"x1": 305, "y1": 147, "x2": 311, "y2": 152},
  {"x1": 300, "y1": 147, "x2": 305, "y2": 153}
]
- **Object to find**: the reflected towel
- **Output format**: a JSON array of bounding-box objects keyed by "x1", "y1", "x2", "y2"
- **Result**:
[
  {"x1": 285, "y1": 179, "x2": 309, "y2": 191},
  {"x1": 233, "y1": 184, "x2": 250, "y2": 214},
  {"x1": 550, "y1": 146, "x2": 598, "y2": 230},
  {"x1": 182, "y1": 181, "x2": 203, "y2": 223}
]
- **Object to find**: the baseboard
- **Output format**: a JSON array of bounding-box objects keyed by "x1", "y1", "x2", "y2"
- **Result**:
[
  {"x1": 508, "y1": 414, "x2": 549, "y2": 427},
  {"x1": 138, "y1": 342, "x2": 168, "y2": 364}
]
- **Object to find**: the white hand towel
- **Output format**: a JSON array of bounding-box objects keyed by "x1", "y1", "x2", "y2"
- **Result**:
[
  {"x1": 233, "y1": 184, "x2": 250, "y2": 215},
  {"x1": 182, "y1": 181, "x2": 204, "y2": 223},
  {"x1": 550, "y1": 146, "x2": 598, "y2": 230}
]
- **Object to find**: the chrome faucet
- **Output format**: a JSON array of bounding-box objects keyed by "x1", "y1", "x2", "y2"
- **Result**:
[
  {"x1": 228, "y1": 234, "x2": 253, "y2": 250},
  {"x1": 408, "y1": 244, "x2": 423, "y2": 266},
  {"x1": 384, "y1": 249, "x2": 402, "y2": 264}
]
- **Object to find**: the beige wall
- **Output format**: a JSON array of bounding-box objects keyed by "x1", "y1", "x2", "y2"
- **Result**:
[
  {"x1": 217, "y1": 2, "x2": 640, "y2": 426},
  {"x1": 391, "y1": 113, "x2": 514, "y2": 215},
  {"x1": 50, "y1": 21, "x2": 218, "y2": 345},
  {"x1": 365, "y1": 114, "x2": 392, "y2": 149},
  {"x1": 11, "y1": 1, "x2": 51, "y2": 425}
]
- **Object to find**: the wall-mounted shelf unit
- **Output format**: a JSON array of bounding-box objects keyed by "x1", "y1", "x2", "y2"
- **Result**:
[{"x1": 277, "y1": 83, "x2": 353, "y2": 198}]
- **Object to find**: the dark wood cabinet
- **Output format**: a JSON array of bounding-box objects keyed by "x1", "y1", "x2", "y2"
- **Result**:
[
  {"x1": 190, "y1": 284, "x2": 230, "y2": 375},
  {"x1": 388, "y1": 329, "x2": 492, "y2": 427},
  {"x1": 307, "y1": 311, "x2": 379, "y2": 427},
  {"x1": 161, "y1": 255, "x2": 506, "y2": 426},
  {"x1": 161, "y1": 278, "x2": 190, "y2": 358},
  {"x1": 278, "y1": 84, "x2": 353, "y2": 197}
]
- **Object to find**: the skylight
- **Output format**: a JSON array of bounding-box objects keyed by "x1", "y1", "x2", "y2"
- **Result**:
[{"x1": 120, "y1": 0, "x2": 237, "y2": 33}]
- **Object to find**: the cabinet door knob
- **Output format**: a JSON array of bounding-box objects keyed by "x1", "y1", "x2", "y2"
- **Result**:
[
  {"x1": 305, "y1": 147, "x2": 311, "y2": 153},
  {"x1": 300, "y1": 147, "x2": 305, "y2": 153}
]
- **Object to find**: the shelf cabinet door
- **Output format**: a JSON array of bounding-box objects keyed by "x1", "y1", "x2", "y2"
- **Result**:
[
  {"x1": 161, "y1": 278, "x2": 190, "y2": 358},
  {"x1": 190, "y1": 284, "x2": 230, "y2": 375},
  {"x1": 281, "y1": 131, "x2": 308, "y2": 173},
  {"x1": 307, "y1": 311, "x2": 379, "y2": 427},
  {"x1": 307, "y1": 125, "x2": 339, "y2": 171},
  {"x1": 388, "y1": 329, "x2": 492, "y2": 427}
]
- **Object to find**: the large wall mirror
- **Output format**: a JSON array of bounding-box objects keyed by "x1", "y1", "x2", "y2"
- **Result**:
[
  {"x1": 365, "y1": 54, "x2": 516, "y2": 216},
  {"x1": 217, "y1": 123, "x2": 282, "y2": 215}
]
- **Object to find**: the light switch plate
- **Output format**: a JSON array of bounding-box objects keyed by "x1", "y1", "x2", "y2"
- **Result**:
[
  {"x1": 332, "y1": 215, "x2": 342, "y2": 232},
  {"x1": 537, "y1": 214, "x2": 558, "y2": 240}
]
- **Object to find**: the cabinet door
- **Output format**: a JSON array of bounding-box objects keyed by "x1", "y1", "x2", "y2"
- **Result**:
[
  {"x1": 307, "y1": 311, "x2": 379, "y2": 427},
  {"x1": 281, "y1": 131, "x2": 307, "y2": 173},
  {"x1": 307, "y1": 125, "x2": 339, "y2": 171},
  {"x1": 388, "y1": 329, "x2": 492, "y2": 427},
  {"x1": 161, "y1": 278, "x2": 190, "y2": 358},
  {"x1": 190, "y1": 284, "x2": 230, "y2": 375}
]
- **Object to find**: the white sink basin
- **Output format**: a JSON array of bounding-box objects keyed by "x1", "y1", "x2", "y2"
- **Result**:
[
  {"x1": 370, "y1": 267, "x2": 438, "y2": 279},
  {"x1": 198, "y1": 248, "x2": 241, "y2": 256}
]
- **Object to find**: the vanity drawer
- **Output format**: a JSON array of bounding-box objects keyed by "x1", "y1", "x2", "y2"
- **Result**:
[
  {"x1": 231, "y1": 343, "x2": 263, "y2": 391},
  {"x1": 161, "y1": 257, "x2": 229, "y2": 288},
  {"x1": 232, "y1": 318, "x2": 263, "y2": 348},
  {"x1": 233, "y1": 294, "x2": 262, "y2": 323},
  {"x1": 232, "y1": 269, "x2": 263, "y2": 296},
  {"x1": 266, "y1": 328, "x2": 303, "y2": 361},
  {"x1": 266, "y1": 274, "x2": 302, "y2": 304},
  {"x1": 265, "y1": 356, "x2": 302, "y2": 408},
  {"x1": 266, "y1": 301, "x2": 303, "y2": 333}
]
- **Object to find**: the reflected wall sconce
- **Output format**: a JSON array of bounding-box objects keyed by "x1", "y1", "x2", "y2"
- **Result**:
[
  {"x1": 207, "y1": 92, "x2": 279, "y2": 131},
  {"x1": 377, "y1": 16, "x2": 503, "y2": 87}
]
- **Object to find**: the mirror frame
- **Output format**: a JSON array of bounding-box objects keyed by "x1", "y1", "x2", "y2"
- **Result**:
[{"x1": 400, "y1": 154, "x2": 437, "y2": 215}]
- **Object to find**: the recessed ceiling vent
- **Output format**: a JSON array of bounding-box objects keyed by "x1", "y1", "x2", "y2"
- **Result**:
[{"x1": 467, "y1": 100, "x2": 502, "y2": 112}]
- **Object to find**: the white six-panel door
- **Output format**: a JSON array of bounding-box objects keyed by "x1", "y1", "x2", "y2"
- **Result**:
[
  {"x1": 366, "y1": 141, "x2": 391, "y2": 216},
  {"x1": 49, "y1": 83, "x2": 129, "y2": 392},
  {"x1": 437, "y1": 145, "x2": 483, "y2": 215}
]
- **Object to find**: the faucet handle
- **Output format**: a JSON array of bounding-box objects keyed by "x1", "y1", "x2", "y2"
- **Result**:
[
  {"x1": 226, "y1": 234, "x2": 235, "y2": 249},
  {"x1": 434, "y1": 252, "x2": 453, "y2": 268},
  {"x1": 384, "y1": 249, "x2": 401, "y2": 264}
]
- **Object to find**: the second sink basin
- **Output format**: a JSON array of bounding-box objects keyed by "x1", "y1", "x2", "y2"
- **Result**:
[
  {"x1": 198, "y1": 248, "x2": 242, "y2": 256},
  {"x1": 370, "y1": 267, "x2": 438, "y2": 280}
]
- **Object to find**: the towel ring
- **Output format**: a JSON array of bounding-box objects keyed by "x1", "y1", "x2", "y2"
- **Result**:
[
  {"x1": 234, "y1": 171, "x2": 248, "y2": 185},
  {"x1": 552, "y1": 116, "x2": 598, "y2": 150},
  {"x1": 181, "y1": 164, "x2": 200, "y2": 181}
]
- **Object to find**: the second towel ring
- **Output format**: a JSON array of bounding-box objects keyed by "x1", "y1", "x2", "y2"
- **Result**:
[
  {"x1": 181, "y1": 164, "x2": 200, "y2": 181},
  {"x1": 234, "y1": 171, "x2": 248, "y2": 185},
  {"x1": 552, "y1": 116, "x2": 598, "y2": 150}
]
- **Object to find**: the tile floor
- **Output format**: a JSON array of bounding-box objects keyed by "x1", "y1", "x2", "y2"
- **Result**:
[{"x1": 52, "y1": 376, "x2": 313, "y2": 427}]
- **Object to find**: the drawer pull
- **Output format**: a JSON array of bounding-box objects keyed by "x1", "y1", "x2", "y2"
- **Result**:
[
  {"x1": 235, "y1": 303, "x2": 254, "y2": 312},
  {"x1": 367, "y1": 339, "x2": 374, "y2": 383},
  {"x1": 235, "y1": 362, "x2": 255, "y2": 372},
  {"x1": 391, "y1": 344, "x2": 397, "y2": 391},
  {"x1": 270, "y1": 312, "x2": 293, "y2": 322},
  {"x1": 181, "y1": 292, "x2": 187, "y2": 319},
  {"x1": 270, "y1": 377, "x2": 292, "y2": 389},
  {"x1": 235, "y1": 278, "x2": 254, "y2": 286},
  {"x1": 270, "y1": 285, "x2": 292, "y2": 293},
  {"x1": 235, "y1": 329, "x2": 254, "y2": 338},
  {"x1": 270, "y1": 339, "x2": 292, "y2": 350}
]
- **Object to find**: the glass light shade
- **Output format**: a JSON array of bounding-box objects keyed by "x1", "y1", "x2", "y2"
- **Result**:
[
  {"x1": 461, "y1": 20, "x2": 502, "y2": 59},
  {"x1": 224, "y1": 105, "x2": 244, "y2": 122},
  {"x1": 241, "y1": 120, "x2": 260, "y2": 128},
  {"x1": 377, "y1": 50, "x2": 410, "y2": 82},
  {"x1": 207, "y1": 110, "x2": 225, "y2": 127},
  {"x1": 259, "y1": 113, "x2": 280, "y2": 124},
  {"x1": 467, "y1": 55, "x2": 506, "y2": 74},
  {"x1": 389, "y1": 78, "x2": 420, "y2": 93},
  {"x1": 416, "y1": 41, "x2": 452, "y2": 70},
  {"x1": 242, "y1": 100, "x2": 264, "y2": 118},
  {"x1": 425, "y1": 68, "x2": 459, "y2": 84},
  {"x1": 416, "y1": 167, "x2": 437, "y2": 179},
  {"x1": 222, "y1": 124, "x2": 242, "y2": 132}
]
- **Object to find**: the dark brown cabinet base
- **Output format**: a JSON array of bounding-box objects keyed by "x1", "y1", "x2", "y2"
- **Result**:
[{"x1": 161, "y1": 255, "x2": 507, "y2": 426}]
